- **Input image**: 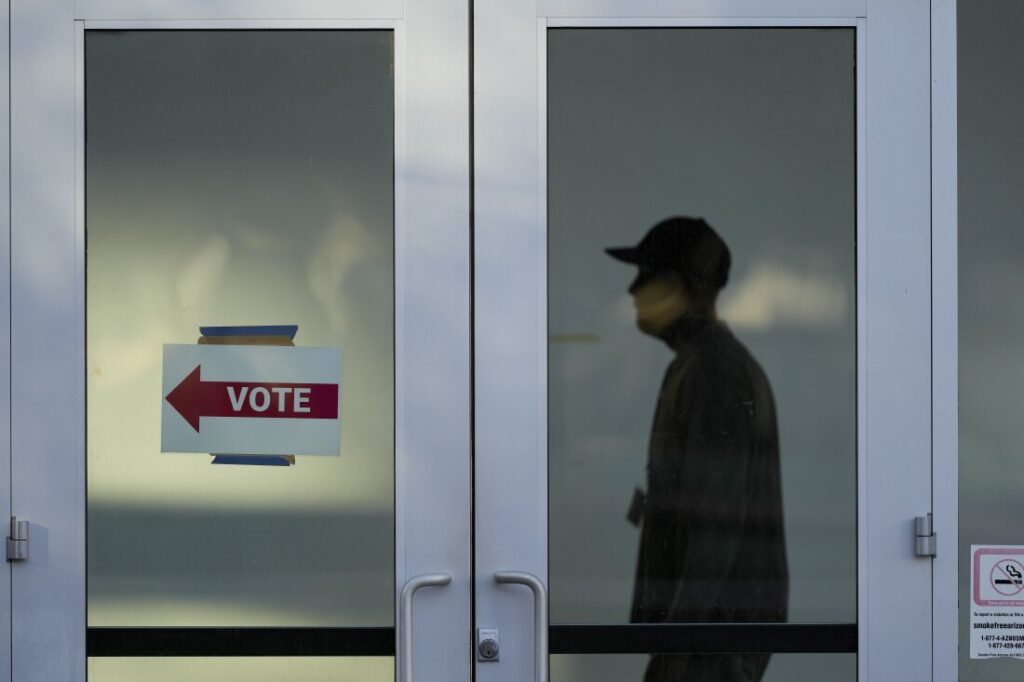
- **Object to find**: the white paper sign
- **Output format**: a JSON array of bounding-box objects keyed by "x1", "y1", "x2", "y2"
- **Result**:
[
  {"x1": 161, "y1": 344, "x2": 342, "y2": 456},
  {"x1": 971, "y1": 545, "x2": 1024, "y2": 659}
]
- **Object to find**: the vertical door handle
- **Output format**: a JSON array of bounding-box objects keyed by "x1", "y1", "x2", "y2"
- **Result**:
[
  {"x1": 399, "y1": 572, "x2": 452, "y2": 682},
  {"x1": 495, "y1": 571, "x2": 548, "y2": 682}
]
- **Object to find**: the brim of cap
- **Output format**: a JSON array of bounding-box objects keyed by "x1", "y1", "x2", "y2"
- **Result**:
[{"x1": 605, "y1": 246, "x2": 640, "y2": 264}]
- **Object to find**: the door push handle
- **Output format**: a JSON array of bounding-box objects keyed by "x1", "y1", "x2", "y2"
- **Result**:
[
  {"x1": 398, "y1": 573, "x2": 452, "y2": 682},
  {"x1": 495, "y1": 571, "x2": 548, "y2": 682}
]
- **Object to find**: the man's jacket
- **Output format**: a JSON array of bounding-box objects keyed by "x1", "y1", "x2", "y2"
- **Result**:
[{"x1": 631, "y1": 315, "x2": 788, "y2": 626}]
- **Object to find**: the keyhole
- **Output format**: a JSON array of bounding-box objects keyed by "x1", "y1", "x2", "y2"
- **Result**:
[{"x1": 479, "y1": 639, "x2": 499, "y2": 659}]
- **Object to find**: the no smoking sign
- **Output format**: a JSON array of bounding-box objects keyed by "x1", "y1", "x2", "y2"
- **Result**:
[
  {"x1": 975, "y1": 548, "x2": 1024, "y2": 607},
  {"x1": 970, "y1": 546, "x2": 1024, "y2": 659}
]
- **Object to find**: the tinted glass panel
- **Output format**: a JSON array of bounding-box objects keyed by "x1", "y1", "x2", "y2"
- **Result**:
[
  {"x1": 547, "y1": 28, "x2": 857, "y2": 635},
  {"x1": 959, "y1": 2, "x2": 1024, "y2": 678},
  {"x1": 89, "y1": 657, "x2": 392, "y2": 682},
  {"x1": 86, "y1": 30, "x2": 395, "y2": 627}
]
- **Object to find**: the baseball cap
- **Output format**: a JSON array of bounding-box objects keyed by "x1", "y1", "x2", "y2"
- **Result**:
[{"x1": 606, "y1": 216, "x2": 731, "y2": 294}]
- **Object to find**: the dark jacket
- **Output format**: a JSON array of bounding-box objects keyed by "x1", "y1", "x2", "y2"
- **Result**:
[{"x1": 631, "y1": 315, "x2": 788, "y2": 680}]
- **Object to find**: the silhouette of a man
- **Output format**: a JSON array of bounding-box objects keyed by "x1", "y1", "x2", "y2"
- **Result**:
[{"x1": 607, "y1": 217, "x2": 788, "y2": 682}]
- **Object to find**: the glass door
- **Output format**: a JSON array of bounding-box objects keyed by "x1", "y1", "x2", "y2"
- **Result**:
[
  {"x1": 9, "y1": 2, "x2": 469, "y2": 681},
  {"x1": 475, "y1": 2, "x2": 934, "y2": 682},
  {"x1": 933, "y1": 1, "x2": 1024, "y2": 680}
]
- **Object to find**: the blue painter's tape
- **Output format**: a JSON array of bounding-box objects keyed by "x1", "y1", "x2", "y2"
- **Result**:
[
  {"x1": 211, "y1": 455, "x2": 292, "y2": 466},
  {"x1": 200, "y1": 325, "x2": 298, "y2": 339},
  {"x1": 200, "y1": 325, "x2": 299, "y2": 466}
]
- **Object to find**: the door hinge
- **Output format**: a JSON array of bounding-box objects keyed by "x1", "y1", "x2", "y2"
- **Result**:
[
  {"x1": 915, "y1": 513, "x2": 936, "y2": 558},
  {"x1": 6, "y1": 517, "x2": 28, "y2": 562}
]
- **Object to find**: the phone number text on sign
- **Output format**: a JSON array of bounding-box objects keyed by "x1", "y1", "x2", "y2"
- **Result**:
[{"x1": 979, "y1": 635, "x2": 1024, "y2": 651}]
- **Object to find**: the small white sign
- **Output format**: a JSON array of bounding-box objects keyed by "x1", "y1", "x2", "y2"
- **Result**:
[
  {"x1": 161, "y1": 344, "x2": 342, "y2": 456},
  {"x1": 971, "y1": 545, "x2": 1024, "y2": 659}
]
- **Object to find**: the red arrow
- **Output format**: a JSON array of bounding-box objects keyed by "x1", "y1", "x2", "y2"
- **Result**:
[{"x1": 165, "y1": 365, "x2": 339, "y2": 433}]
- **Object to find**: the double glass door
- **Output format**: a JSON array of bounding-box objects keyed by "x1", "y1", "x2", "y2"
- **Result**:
[{"x1": 4, "y1": 1, "x2": 936, "y2": 681}]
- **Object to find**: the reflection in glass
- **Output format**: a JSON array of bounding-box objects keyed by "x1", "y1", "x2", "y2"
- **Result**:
[
  {"x1": 547, "y1": 27, "x2": 857, "y2": 647},
  {"x1": 606, "y1": 217, "x2": 787, "y2": 679},
  {"x1": 86, "y1": 31, "x2": 394, "y2": 626},
  {"x1": 88, "y1": 657, "x2": 393, "y2": 682},
  {"x1": 959, "y1": 2, "x2": 1024, "y2": 679}
]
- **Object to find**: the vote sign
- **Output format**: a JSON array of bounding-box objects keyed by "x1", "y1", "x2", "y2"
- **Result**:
[{"x1": 161, "y1": 344, "x2": 342, "y2": 456}]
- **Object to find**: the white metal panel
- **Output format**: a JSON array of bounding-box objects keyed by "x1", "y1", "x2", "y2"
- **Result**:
[
  {"x1": 538, "y1": 0, "x2": 867, "y2": 18},
  {"x1": 931, "y1": 0, "x2": 958, "y2": 679},
  {"x1": 74, "y1": 0, "x2": 403, "y2": 21},
  {"x1": 855, "y1": 17, "x2": 870, "y2": 682},
  {"x1": 399, "y1": 0, "x2": 472, "y2": 678},
  {"x1": 0, "y1": 1, "x2": 11, "y2": 679},
  {"x1": 11, "y1": 0, "x2": 84, "y2": 678},
  {"x1": 474, "y1": 0, "x2": 547, "y2": 677},
  {"x1": 862, "y1": 1, "x2": 933, "y2": 680}
]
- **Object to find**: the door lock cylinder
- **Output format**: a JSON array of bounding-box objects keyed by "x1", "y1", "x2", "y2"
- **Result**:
[{"x1": 477, "y1": 628, "x2": 500, "y2": 662}]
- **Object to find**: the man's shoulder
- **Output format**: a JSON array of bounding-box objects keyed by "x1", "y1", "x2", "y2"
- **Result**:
[
  {"x1": 679, "y1": 323, "x2": 770, "y2": 391},
  {"x1": 688, "y1": 322, "x2": 752, "y2": 365}
]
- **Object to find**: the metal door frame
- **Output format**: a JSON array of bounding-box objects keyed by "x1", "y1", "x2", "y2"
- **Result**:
[
  {"x1": 0, "y1": 0, "x2": 959, "y2": 679},
  {"x1": 930, "y1": 0, "x2": 958, "y2": 679},
  {"x1": 0, "y1": 1, "x2": 11, "y2": 679},
  {"x1": 474, "y1": 1, "x2": 935, "y2": 681},
  {"x1": 8, "y1": 1, "x2": 470, "y2": 680}
]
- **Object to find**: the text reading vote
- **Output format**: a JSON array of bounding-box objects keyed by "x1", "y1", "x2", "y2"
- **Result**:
[{"x1": 227, "y1": 386, "x2": 313, "y2": 413}]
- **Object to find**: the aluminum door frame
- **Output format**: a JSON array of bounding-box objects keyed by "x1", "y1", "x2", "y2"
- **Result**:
[
  {"x1": 10, "y1": 1, "x2": 470, "y2": 680},
  {"x1": 474, "y1": 2, "x2": 934, "y2": 681},
  {"x1": 0, "y1": 1, "x2": 11, "y2": 680},
  {"x1": 930, "y1": 0, "x2": 957, "y2": 679}
]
